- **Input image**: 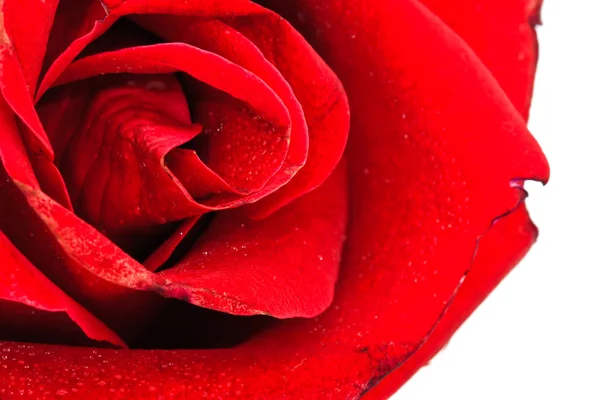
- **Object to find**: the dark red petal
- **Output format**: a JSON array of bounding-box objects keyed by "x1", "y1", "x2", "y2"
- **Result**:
[
  {"x1": 0, "y1": 2, "x2": 72, "y2": 207},
  {"x1": 0, "y1": 8, "x2": 73, "y2": 211},
  {"x1": 0, "y1": 340, "x2": 377, "y2": 399},
  {"x1": 0, "y1": 231, "x2": 125, "y2": 348},
  {"x1": 1, "y1": 0, "x2": 59, "y2": 94},
  {"x1": 419, "y1": 0, "x2": 542, "y2": 119},
  {"x1": 186, "y1": 96, "x2": 293, "y2": 199},
  {"x1": 363, "y1": 203, "x2": 539, "y2": 399},
  {"x1": 157, "y1": 162, "x2": 347, "y2": 317},
  {"x1": 35, "y1": 83, "x2": 90, "y2": 165},
  {"x1": 2, "y1": 73, "x2": 340, "y2": 320}
]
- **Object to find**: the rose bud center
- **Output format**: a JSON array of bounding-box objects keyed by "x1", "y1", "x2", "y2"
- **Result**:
[{"x1": 36, "y1": 73, "x2": 291, "y2": 256}]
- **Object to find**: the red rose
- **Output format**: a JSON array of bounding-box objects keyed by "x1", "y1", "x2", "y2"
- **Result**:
[{"x1": 0, "y1": 0, "x2": 549, "y2": 398}]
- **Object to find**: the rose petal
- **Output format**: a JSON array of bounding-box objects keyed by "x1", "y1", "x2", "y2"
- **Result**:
[
  {"x1": 184, "y1": 95, "x2": 293, "y2": 198},
  {"x1": 20, "y1": 142, "x2": 73, "y2": 210},
  {"x1": 420, "y1": 0, "x2": 542, "y2": 119},
  {"x1": 0, "y1": 201, "x2": 538, "y2": 398},
  {"x1": 363, "y1": 203, "x2": 539, "y2": 398},
  {"x1": 165, "y1": 148, "x2": 237, "y2": 198},
  {"x1": 0, "y1": 97, "x2": 39, "y2": 189},
  {"x1": 0, "y1": 231, "x2": 125, "y2": 348},
  {"x1": 156, "y1": 162, "x2": 347, "y2": 317},
  {"x1": 1, "y1": 74, "x2": 342, "y2": 323},
  {"x1": 1, "y1": 0, "x2": 59, "y2": 94},
  {"x1": 260, "y1": 0, "x2": 550, "y2": 392},
  {"x1": 229, "y1": 15, "x2": 349, "y2": 218},
  {"x1": 0, "y1": 29, "x2": 53, "y2": 159},
  {"x1": 36, "y1": 0, "x2": 118, "y2": 100},
  {"x1": 0, "y1": 340, "x2": 377, "y2": 399},
  {"x1": 0, "y1": 1, "x2": 72, "y2": 210},
  {"x1": 54, "y1": 44, "x2": 289, "y2": 127}
]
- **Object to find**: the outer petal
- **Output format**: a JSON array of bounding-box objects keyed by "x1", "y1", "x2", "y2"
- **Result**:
[
  {"x1": 419, "y1": 0, "x2": 542, "y2": 119},
  {"x1": 363, "y1": 203, "x2": 539, "y2": 398},
  {"x1": 0, "y1": 231, "x2": 125, "y2": 348},
  {"x1": 0, "y1": 0, "x2": 548, "y2": 398}
]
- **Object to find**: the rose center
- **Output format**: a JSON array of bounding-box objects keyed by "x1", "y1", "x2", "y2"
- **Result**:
[{"x1": 36, "y1": 73, "x2": 290, "y2": 258}]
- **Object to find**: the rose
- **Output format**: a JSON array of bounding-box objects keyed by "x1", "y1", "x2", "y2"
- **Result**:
[
  {"x1": 0, "y1": 0, "x2": 549, "y2": 397},
  {"x1": 0, "y1": 0, "x2": 550, "y2": 397}
]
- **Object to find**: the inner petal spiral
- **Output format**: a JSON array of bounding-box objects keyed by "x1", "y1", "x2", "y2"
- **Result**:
[
  {"x1": 0, "y1": 1, "x2": 353, "y2": 351},
  {"x1": 36, "y1": 72, "x2": 292, "y2": 254}
]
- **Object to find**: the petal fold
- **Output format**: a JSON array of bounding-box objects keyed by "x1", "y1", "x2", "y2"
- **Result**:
[
  {"x1": 0, "y1": 231, "x2": 125, "y2": 348},
  {"x1": 157, "y1": 162, "x2": 347, "y2": 317}
]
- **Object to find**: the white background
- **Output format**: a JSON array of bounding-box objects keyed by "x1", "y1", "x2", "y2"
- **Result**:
[{"x1": 395, "y1": 0, "x2": 600, "y2": 398}]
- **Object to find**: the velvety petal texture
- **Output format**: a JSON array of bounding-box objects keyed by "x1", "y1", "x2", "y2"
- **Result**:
[{"x1": 0, "y1": 0, "x2": 548, "y2": 398}]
